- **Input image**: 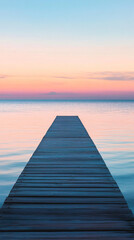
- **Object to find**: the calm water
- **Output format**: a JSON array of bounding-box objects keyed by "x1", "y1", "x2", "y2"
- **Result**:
[{"x1": 0, "y1": 100, "x2": 134, "y2": 213}]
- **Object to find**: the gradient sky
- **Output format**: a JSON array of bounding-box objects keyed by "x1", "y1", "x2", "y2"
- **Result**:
[{"x1": 0, "y1": 0, "x2": 134, "y2": 99}]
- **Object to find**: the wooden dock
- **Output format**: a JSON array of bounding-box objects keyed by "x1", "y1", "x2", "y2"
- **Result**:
[{"x1": 0, "y1": 116, "x2": 134, "y2": 239}]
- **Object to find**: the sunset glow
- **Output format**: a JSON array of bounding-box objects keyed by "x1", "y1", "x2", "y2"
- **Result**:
[{"x1": 0, "y1": 0, "x2": 134, "y2": 99}]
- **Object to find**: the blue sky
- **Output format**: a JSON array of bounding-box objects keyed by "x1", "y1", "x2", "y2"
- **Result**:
[{"x1": 1, "y1": 0, "x2": 134, "y2": 43}]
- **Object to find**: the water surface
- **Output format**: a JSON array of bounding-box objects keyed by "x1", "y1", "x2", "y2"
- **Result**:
[{"x1": 0, "y1": 100, "x2": 134, "y2": 213}]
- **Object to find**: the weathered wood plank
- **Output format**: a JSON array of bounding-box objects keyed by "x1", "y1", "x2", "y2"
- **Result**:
[
  {"x1": 9, "y1": 191, "x2": 122, "y2": 198},
  {"x1": 20, "y1": 174, "x2": 112, "y2": 177},
  {"x1": 0, "y1": 231, "x2": 134, "y2": 240},
  {"x1": 2, "y1": 203, "x2": 129, "y2": 210},
  {"x1": 18, "y1": 175, "x2": 114, "y2": 179},
  {"x1": 1, "y1": 208, "x2": 132, "y2": 217},
  {"x1": 22, "y1": 169, "x2": 110, "y2": 174},
  {"x1": 25, "y1": 163, "x2": 106, "y2": 167},
  {"x1": 11, "y1": 186, "x2": 119, "y2": 191},
  {"x1": 0, "y1": 219, "x2": 133, "y2": 231},
  {"x1": 4, "y1": 196, "x2": 127, "y2": 204},
  {"x1": 14, "y1": 183, "x2": 117, "y2": 188}
]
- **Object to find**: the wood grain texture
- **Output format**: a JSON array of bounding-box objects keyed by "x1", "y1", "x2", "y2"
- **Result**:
[{"x1": 0, "y1": 116, "x2": 134, "y2": 239}]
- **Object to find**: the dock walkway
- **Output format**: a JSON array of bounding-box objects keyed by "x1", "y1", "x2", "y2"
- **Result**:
[{"x1": 0, "y1": 116, "x2": 134, "y2": 239}]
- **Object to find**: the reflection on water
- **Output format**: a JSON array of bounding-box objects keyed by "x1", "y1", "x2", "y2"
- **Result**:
[{"x1": 0, "y1": 100, "x2": 134, "y2": 213}]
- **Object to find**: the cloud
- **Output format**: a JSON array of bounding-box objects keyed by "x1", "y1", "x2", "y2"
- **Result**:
[
  {"x1": 52, "y1": 72, "x2": 134, "y2": 81},
  {"x1": 86, "y1": 72, "x2": 134, "y2": 81},
  {"x1": 37, "y1": 92, "x2": 58, "y2": 96},
  {"x1": 0, "y1": 75, "x2": 8, "y2": 79},
  {"x1": 53, "y1": 75, "x2": 75, "y2": 79},
  {"x1": 1, "y1": 72, "x2": 134, "y2": 82},
  {"x1": 47, "y1": 91, "x2": 57, "y2": 95}
]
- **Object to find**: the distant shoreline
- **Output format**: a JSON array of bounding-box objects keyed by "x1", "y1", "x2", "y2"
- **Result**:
[{"x1": 0, "y1": 99, "x2": 134, "y2": 102}]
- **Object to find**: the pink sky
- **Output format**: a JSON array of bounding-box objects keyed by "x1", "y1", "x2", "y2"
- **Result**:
[{"x1": 1, "y1": 71, "x2": 134, "y2": 99}]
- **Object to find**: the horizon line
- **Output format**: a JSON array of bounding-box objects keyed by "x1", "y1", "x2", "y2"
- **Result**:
[{"x1": 1, "y1": 99, "x2": 134, "y2": 101}]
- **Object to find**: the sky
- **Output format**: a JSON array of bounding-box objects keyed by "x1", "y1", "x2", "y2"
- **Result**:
[{"x1": 0, "y1": 0, "x2": 134, "y2": 99}]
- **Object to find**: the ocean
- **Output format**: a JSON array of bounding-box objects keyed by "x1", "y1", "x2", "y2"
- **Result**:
[{"x1": 0, "y1": 100, "x2": 134, "y2": 213}]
